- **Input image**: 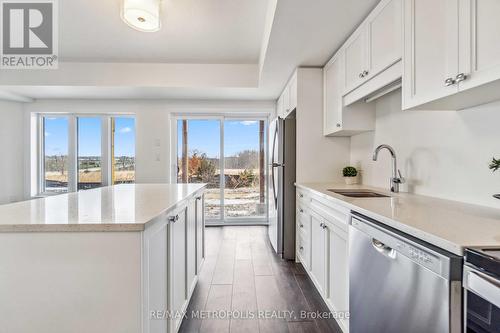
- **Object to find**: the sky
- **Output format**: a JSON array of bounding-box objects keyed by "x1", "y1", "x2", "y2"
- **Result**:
[
  {"x1": 177, "y1": 120, "x2": 264, "y2": 158},
  {"x1": 44, "y1": 117, "x2": 135, "y2": 157}
]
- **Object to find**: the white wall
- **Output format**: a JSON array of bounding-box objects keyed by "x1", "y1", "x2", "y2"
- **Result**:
[
  {"x1": 24, "y1": 99, "x2": 274, "y2": 192},
  {"x1": 296, "y1": 68, "x2": 350, "y2": 183},
  {"x1": 350, "y1": 90, "x2": 500, "y2": 208},
  {"x1": 0, "y1": 100, "x2": 25, "y2": 204}
]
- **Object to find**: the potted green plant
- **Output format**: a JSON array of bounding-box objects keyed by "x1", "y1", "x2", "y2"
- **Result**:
[
  {"x1": 343, "y1": 166, "x2": 358, "y2": 185},
  {"x1": 489, "y1": 157, "x2": 500, "y2": 199}
]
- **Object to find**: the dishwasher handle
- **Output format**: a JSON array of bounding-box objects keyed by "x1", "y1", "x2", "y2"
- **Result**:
[
  {"x1": 464, "y1": 265, "x2": 500, "y2": 308},
  {"x1": 372, "y1": 238, "x2": 396, "y2": 259}
]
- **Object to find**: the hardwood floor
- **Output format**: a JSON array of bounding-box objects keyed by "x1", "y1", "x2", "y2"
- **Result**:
[{"x1": 179, "y1": 226, "x2": 343, "y2": 333}]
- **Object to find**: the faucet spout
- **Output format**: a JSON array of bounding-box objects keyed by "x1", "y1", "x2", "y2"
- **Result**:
[{"x1": 372, "y1": 144, "x2": 404, "y2": 193}]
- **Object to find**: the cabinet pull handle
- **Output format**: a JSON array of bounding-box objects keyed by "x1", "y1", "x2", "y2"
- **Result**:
[
  {"x1": 169, "y1": 214, "x2": 179, "y2": 223},
  {"x1": 362, "y1": 70, "x2": 369, "y2": 77},
  {"x1": 455, "y1": 73, "x2": 467, "y2": 83},
  {"x1": 299, "y1": 194, "x2": 304, "y2": 198},
  {"x1": 299, "y1": 246, "x2": 304, "y2": 251},
  {"x1": 444, "y1": 77, "x2": 456, "y2": 86},
  {"x1": 336, "y1": 123, "x2": 341, "y2": 128},
  {"x1": 319, "y1": 222, "x2": 324, "y2": 228},
  {"x1": 196, "y1": 196, "x2": 202, "y2": 201},
  {"x1": 359, "y1": 72, "x2": 364, "y2": 78},
  {"x1": 299, "y1": 208, "x2": 304, "y2": 213},
  {"x1": 300, "y1": 224, "x2": 304, "y2": 228}
]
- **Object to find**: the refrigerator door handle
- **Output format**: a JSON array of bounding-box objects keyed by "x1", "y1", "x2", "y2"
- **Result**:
[{"x1": 271, "y1": 123, "x2": 279, "y2": 207}]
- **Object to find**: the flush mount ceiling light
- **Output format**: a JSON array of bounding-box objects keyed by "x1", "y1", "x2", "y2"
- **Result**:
[{"x1": 122, "y1": 0, "x2": 161, "y2": 32}]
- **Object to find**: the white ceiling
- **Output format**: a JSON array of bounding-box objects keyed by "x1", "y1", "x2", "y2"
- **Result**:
[
  {"x1": 59, "y1": 0, "x2": 269, "y2": 63},
  {"x1": 0, "y1": 0, "x2": 380, "y2": 101}
]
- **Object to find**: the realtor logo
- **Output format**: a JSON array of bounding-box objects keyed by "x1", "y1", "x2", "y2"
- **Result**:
[{"x1": 1, "y1": 0, "x2": 58, "y2": 69}]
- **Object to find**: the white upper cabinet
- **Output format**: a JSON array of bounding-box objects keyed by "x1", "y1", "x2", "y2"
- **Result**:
[
  {"x1": 324, "y1": 52, "x2": 344, "y2": 135},
  {"x1": 344, "y1": 30, "x2": 367, "y2": 93},
  {"x1": 367, "y1": 0, "x2": 402, "y2": 77},
  {"x1": 324, "y1": 0, "x2": 401, "y2": 136},
  {"x1": 458, "y1": 0, "x2": 500, "y2": 92},
  {"x1": 402, "y1": 0, "x2": 459, "y2": 109},
  {"x1": 277, "y1": 70, "x2": 298, "y2": 119},
  {"x1": 403, "y1": 0, "x2": 500, "y2": 110}
]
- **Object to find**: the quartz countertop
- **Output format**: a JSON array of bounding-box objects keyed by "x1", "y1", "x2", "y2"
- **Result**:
[
  {"x1": 296, "y1": 182, "x2": 500, "y2": 255},
  {"x1": 0, "y1": 184, "x2": 206, "y2": 232}
]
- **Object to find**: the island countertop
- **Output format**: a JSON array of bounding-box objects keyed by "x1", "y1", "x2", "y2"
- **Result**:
[
  {"x1": 0, "y1": 184, "x2": 206, "y2": 232},
  {"x1": 296, "y1": 182, "x2": 500, "y2": 255}
]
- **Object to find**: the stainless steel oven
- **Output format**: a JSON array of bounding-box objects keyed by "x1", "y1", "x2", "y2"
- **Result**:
[{"x1": 464, "y1": 248, "x2": 500, "y2": 333}]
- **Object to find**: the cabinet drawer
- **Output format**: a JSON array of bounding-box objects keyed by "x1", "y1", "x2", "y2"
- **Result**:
[
  {"x1": 296, "y1": 188, "x2": 311, "y2": 203},
  {"x1": 297, "y1": 231, "x2": 310, "y2": 270}
]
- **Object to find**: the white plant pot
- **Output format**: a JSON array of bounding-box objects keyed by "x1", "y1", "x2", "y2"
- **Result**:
[{"x1": 344, "y1": 177, "x2": 357, "y2": 185}]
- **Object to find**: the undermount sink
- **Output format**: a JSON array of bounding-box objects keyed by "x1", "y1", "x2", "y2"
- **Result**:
[{"x1": 328, "y1": 189, "x2": 390, "y2": 198}]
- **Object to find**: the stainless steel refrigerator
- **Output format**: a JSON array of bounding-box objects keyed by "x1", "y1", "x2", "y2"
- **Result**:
[{"x1": 268, "y1": 115, "x2": 296, "y2": 260}]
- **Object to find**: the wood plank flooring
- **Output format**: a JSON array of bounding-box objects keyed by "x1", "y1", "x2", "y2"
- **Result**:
[{"x1": 179, "y1": 226, "x2": 343, "y2": 333}]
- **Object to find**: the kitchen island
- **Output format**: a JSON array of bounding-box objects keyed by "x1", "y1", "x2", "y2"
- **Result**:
[{"x1": 0, "y1": 184, "x2": 206, "y2": 333}]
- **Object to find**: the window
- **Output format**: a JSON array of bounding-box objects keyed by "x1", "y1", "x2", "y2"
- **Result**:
[
  {"x1": 39, "y1": 115, "x2": 135, "y2": 194},
  {"x1": 78, "y1": 117, "x2": 102, "y2": 190},
  {"x1": 112, "y1": 117, "x2": 136, "y2": 184},
  {"x1": 43, "y1": 117, "x2": 69, "y2": 193}
]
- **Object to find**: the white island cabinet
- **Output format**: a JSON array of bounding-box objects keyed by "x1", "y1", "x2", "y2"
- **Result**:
[{"x1": 0, "y1": 184, "x2": 205, "y2": 333}]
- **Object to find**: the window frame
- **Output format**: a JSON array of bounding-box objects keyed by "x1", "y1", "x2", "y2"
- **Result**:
[{"x1": 37, "y1": 114, "x2": 135, "y2": 195}]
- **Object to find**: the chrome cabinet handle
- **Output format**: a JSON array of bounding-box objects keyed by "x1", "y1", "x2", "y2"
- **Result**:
[
  {"x1": 300, "y1": 223, "x2": 304, "y2": 228},
  {"x1": 169, "y1": 214, "x2": 179, "y2": 223},
  {"x1": 444, "y1": 77, "x2": 455, "y2": 86},
  {"x1": 359, "y1": 72, "x2": 364, "y2": 78},
  {"x1": 299, "y1": 208, "x2": 304, "y2": 213},
  {"x1": 322, "y1": 224, "x2": 328, "y2": 230},
  {"x1": 299, "y1": 246, "x2": 304, "y2": 251},
  {"x1": 319, "y1": 222, "x2": 324, "y2": 228},
  {"x1": 336, "y1": 123, "x2": 341, "y2": 128},
  {"x1": 362, "y1": 70, "x2": 369, "y2": 77},
  {"x1": 299, "y1": 194, "x2": 304, "y2": 198},
  {"x1": 196, "y1": 196, "x2": 202, "y2": 201},
  {"x1": 455, "y1": 73, "x2": 467, "y2": 83}
]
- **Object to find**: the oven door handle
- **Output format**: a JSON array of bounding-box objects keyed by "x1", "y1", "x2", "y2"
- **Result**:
[{"x1": 464, "y1": 265, "x2": 500, "y2": 308}]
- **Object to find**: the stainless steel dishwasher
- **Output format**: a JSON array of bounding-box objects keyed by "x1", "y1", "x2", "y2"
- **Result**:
[{"x1": 349, "y1": 213, "x2": 463, "y2": 333}]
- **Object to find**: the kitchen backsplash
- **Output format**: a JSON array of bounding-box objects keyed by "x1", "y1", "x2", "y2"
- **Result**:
[{"x1": 350, "y1": 90, "x2": 500, "y2": 208}]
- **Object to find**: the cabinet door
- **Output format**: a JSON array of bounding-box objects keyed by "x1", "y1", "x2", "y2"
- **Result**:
[
  {"x1": 170, "y1": 208, "x2": 187, "y2": 333},
  {"x1": 282, "y1": 86, "x2": 291, "y2": 116},
  {"x1": 344, "y1": 29, "x2": 367, "y2": 93},
  {"x1": 289, "y1": 73, "x2": 298, "y2": 112},
  {"x1": 187, "y1": 199, "x2": 197, "y2": 296},
  {"x1": 326, "y1": 223, "x2": 349, "y2": 331},
  {"x1": 458, "y1": 0, "x2": 500, "y2": 91},
  {"x1": 402, "y1": 0, "x2": 459, "y2": 109},
  {"x1": 276, "y1": 94, "x2": 284, "y2": 119},
  {"x1": 324, "y1": 52, "x2": 344, "y2": 135},
  {"x1": 195, "y1": 195, "x2": 204, "y2": 274},
  {"x1": 367, "y1": 0, "x2": 402, "y2": 78},
  {"x1": 310, "y1": 213, "x2": 327, "y2": 295}
]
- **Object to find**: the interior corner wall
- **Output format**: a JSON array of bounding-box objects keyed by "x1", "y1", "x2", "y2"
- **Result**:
[
  {"x1": 0, "y1": 100, "x2": 25, "y2": 204},
  {"x1": 295, "y1": 68, "x2": 351, "y2": 183}
]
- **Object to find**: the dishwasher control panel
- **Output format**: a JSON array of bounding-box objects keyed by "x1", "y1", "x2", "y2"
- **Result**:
[{"x1": 352, "y1": 217, "x2": 442, "y2": 275}]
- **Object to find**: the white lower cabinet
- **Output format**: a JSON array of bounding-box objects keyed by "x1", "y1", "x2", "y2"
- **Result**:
[
  {"x1": 195, "y1": 194, "x2": 205, "y2": 274},
  {"x1": 310, "y1": 211, "x2": 328, "y2": 295},
  {"x1": 326, "y1": 222, "x2": 349, "y2": 332},
  {"x1": 296, "y1": 188, "x2": 350, "y2": 332},
  {"x1": 170, "y1": 206, "x2": 188, "y2": 333},
  {"x1": 143, "y1": 190, "x2": 205, "y2": 333}
]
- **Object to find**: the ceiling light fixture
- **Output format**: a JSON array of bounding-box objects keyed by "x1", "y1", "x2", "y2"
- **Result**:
[{"x1": 122, "y1": 0, "x2": 161, "y2": 32}]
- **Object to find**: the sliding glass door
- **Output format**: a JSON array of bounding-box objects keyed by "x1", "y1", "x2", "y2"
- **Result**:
[
  {"x1": 175, "y1": 117, "x2": 267, "y2": 224},
  {"x1": 177, "y1": 119, "x2": 222, "y2": 220}
]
